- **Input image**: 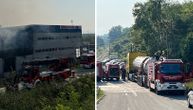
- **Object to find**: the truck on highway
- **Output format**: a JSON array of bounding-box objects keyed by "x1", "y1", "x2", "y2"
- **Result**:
[
  {"x1": 97, "y1": 61, "x2": 104, "y2": 81},
  {"x1": 127, "y1": 52, "x2": 186, "y2": 94},
  {"x1": 148, "y1": 58, "x2": 186, "y2": 94},
  {"x1": 126, "y1": 52, "x2": 146, "y2": 81},
  {"x1": 104, "y1": 60, "x2": 120, "y2": 81}
]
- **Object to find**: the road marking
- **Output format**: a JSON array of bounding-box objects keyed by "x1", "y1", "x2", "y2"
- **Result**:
[
  {"x1": 123, "y1": 90, "x2": 128, "y2": 96},
  {"x1": 122, "y1": 81, "x2": 138, "y2": 97}
]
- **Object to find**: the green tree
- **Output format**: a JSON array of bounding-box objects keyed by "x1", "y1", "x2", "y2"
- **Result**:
[
  {"x1": 182, "y1": 32, "x2": 193, "y2": 64},
  {"x1": 108, "y1": 25, "x2": 123, "y2": 42}
]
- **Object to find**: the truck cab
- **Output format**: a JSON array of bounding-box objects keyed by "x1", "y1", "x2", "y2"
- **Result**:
[
  {"x1": 148, "y1": 59, "x2": 186, "y2": 94},
  {"x1": 80, "y1": 52, "x2": 95, "y2": 69}
]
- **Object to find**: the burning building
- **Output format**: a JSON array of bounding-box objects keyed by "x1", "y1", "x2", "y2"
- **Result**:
[{"x1": 0, "y1": 24, "x2": 82, "y2": 75}]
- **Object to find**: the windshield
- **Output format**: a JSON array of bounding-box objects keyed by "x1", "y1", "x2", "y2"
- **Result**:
[
  {"x1": 109, "y1": 68, "x2": 119, "y2": 76},
  {"x1": 160, "y1": 64, "x2": 181, "y2": 74}
]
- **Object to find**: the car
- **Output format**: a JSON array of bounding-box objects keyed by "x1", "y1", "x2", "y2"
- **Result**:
[{"x1": 187, "y1": 90, "x2": 193, "y2": 108}]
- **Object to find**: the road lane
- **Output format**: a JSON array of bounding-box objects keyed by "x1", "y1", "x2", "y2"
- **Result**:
[{"x1": 97, "y1": 80, "x2": 191, "y2": 110}]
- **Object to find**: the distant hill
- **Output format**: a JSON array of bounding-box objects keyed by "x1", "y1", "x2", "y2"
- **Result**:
[{"x1": 111, "y1": 29, "x2": 132, "y2": 58}]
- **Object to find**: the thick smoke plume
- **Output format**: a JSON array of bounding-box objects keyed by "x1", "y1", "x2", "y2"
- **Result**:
[{"x1": 0, "y1": 26, "x2": 33, "y2": 58}]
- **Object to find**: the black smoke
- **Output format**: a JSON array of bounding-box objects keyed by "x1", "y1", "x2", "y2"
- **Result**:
[{"x1": 0, "y1": 26, "x2": 33, "y2": 58}]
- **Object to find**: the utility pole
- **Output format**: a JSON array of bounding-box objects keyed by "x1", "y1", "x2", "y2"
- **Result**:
[
  {"x1": 130, "y1": 43, "x2": 133, "y2": 52},
  {"x1": 108, "y1": 38, "x2": 110, "y2": 58},
  {"x1": 108, "y1": 43, "x2": 110, "y2": 57}
]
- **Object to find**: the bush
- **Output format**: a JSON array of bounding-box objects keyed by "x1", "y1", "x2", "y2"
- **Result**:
[{"x1": 0, "y1": 75, "x2": 95, "y2": 110}]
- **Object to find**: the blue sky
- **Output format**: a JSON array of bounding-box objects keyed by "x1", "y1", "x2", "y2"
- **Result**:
[
  {"x1": 97, "y1": 0, "x2": 189, "y2": 35},
  {"x1": 97, "y1": 0, "x2": 146, "y2": 35},
  {"x1": 0, "y1": 0, "x2": 95, "y2": 33}
]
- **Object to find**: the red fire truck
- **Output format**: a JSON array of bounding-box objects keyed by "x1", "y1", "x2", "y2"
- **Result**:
[
  {"x1": 128, "y1": 55, "x2": 186, "y2": 94},
  {"x1": 80, "y1": 52, "x2": 95, "y2": 69},
  {"x1": 97, "y1": 61, "x2": 104, "y2": 81},
  {"x1": 104, "y1": 61, "x2": 120, "y2": 81},
  {"x1": 148, "y1": 59, "x2": 186, "y2": 94},
  {"x1": 18, "y1": 58, "x2": 74, "y2": 89}
]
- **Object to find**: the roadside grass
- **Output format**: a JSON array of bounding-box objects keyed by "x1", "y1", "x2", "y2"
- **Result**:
[{"x1": 97, "y1": 88, "x2": 104, "y2": 100}]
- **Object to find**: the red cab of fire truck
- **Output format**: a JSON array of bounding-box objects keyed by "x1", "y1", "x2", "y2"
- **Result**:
[
  {"x1": 97, "y1": 61, "x2": 104, "y2": 81},
  {"x1": 104, "y1": 61, "x2": 120, "y2": 81},
  {"x1": 148, "y1": 59, "x2": 186, "y2": 94},
  {"x1": 80, "y1": 52, "x2": 95, "y2": 69}
]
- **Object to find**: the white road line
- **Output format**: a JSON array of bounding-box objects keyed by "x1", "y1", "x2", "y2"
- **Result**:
[{"x1": 122, "y1": 81, "x2": 138, "y2": 97}]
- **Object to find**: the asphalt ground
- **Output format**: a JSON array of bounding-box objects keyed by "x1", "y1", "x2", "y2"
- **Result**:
[{"x1": 97, "y1": 80, "x2": 191, "y2": 110}]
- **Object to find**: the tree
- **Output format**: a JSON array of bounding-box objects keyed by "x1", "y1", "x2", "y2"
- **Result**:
[
  {"x1": 97, "y1": 36, "x2": 104, "y2": 46},
  {"x1": 132, "y1": 0, "x2": 188, "y2": 58},
  {"x1": 182, "y1": 32, "x2": 193, "y2": 64},
  {"x1": 108, "y1": 25, "x2": 123, "y2": 42}
]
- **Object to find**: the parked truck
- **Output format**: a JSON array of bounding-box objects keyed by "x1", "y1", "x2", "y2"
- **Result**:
[
  {"x1": 126, "y1": 52, "x2": 146, "y2": 81},
  {"x1": 17, "y1": 58, "x2": 74, "y2": 90},
  {"x1": 127, "y1": 52, "x2": 186, "y2": 94},
  {"x1": 97, "y1": 61, "x2": 104, "y2": 81},
  {"x1": 104, "y1": 60, "x2": 120, "y2": 81},
  {"x1": 148, "y1": 59, "x2": 186, "y2": 94},
  {"x1": 80, "y1": 52, "x2": 95, "y2": 69}
]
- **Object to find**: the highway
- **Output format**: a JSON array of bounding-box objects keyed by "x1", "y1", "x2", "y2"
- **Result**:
[
  {"x1": 97, "y1": 47, "x2": 109, "y2": 61},
  {"x1": 97, "y1": 80, "x2": 191, "y2": 110}
]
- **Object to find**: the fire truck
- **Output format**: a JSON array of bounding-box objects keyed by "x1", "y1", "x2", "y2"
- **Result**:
[
  {"x1": 97, "y1": 61, "x2": 104, "y2": 81},
  {"x1": 148, "y1": 59, "x2": 186, "y2": 94},
  {"x1": 127, "y1": 54, "x2": 186, "y2": 94},
  {"x1": 80, "y1": 52, "x2": 95, "y2": 69},
  {"x1": 104, "y1": 60, "x2": 120, "y2": 81},
  {"x1": 18, "y1": 58, "x2": 74, "y2": 89}
]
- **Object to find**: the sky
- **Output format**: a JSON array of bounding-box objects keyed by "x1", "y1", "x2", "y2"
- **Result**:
[
  {"x1": 0, "y1": 0, "x2": 95, "y2": 33},
  {"x1": 96, "y1": 0, "x2": 189, "y2": 36}
]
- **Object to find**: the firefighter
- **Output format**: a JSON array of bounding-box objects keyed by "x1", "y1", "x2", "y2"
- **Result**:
[{"x1": 121, "y1": 65, "x2": 126, "y2": 81}]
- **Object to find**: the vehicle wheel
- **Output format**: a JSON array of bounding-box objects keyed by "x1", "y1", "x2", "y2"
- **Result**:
[
  {"x1": 34, "y1": 81, "x2": 41, "y2": 87},
  {"x1": 155, "y1": 87, "x2": 160, "y2": 95},
  {"x1": 97, "y1": 77, "x2": 101, "y2": 82},
  {"x1": 128, "y1": 74, "x2": 130, "y2": 80},
  {"x1": 149, "y1": 87, "x2": 153, "y2": 92},
  {"x1": 130, "y1": 74, "x2": 134, "y2": 82},
  {"x1": 188, "y1": 97, "x2": 193, "y2": 108}
]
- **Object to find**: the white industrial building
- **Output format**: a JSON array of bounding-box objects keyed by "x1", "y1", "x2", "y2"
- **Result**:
[{"x1": 0, "y1": 24, "x2": 82, "y2": 75}]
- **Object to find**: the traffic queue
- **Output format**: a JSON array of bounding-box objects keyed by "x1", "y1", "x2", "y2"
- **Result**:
[{"x1": 97, "y1": 52, "x2": 193, "y2": 109}]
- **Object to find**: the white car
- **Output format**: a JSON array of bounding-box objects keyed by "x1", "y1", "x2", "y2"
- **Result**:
[{"x1": 187, "y1": 90, "x2": 193, "y2": 108}]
